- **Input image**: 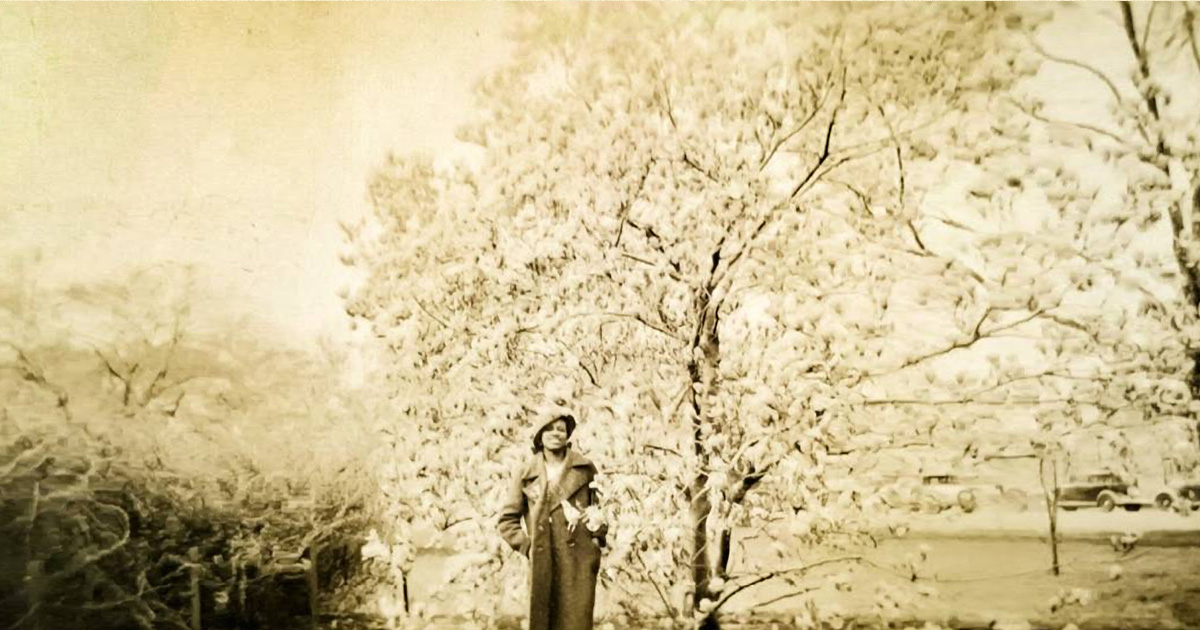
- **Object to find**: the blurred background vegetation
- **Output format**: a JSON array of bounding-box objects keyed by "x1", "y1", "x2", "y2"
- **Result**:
[{"x1": 0, "y1": 261, "x2": 382, "y2": 629}]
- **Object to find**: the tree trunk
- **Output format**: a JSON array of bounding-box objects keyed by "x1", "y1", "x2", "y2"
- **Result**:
[
  {"x1": 189, "y1": 556, "x2": 203, "y2": 630},
  {"x1": 1039, "y1": 456, "x2": 1061, "y2": 576},
  {"x1": 690, "y1": 473, "x2": 712, "y2": 617},
  {"x1": 307, "y1": 545, "x2": 320, "y2": 630},
  {"x1": 1178, "y1": 189, "x2": 1200, "y2": 463},
  {"x1": 688, "y1": 357, "x2": 713, "y2": 612},
  {"x1": 1189, "y1": 187, "x2": 1200, "y2": 457},
  {"x1": 1124, "y1": 0, "x2": 1200, "y2": 465},
  {"x1": 717, "y1": 528, "x2": 733, "y2": 578},
  {"x1": 688, "y1": 292, "x2": 722, "y2": 620}
]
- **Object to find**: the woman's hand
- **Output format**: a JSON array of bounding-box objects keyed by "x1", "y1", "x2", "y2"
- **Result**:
[
  {"x1": 561, "y1": 499, "x2": 584, "y2": 531},
  {"x1": 583, "y1": 505, "x2": 606, "y2": 533}
]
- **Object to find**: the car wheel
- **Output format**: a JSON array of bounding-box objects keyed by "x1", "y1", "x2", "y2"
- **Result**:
[
  {"x1": 957, "y1": 490, "x2": 978, "y2": 514},
  {"x1": 1098, "y1": 495, "x2": 1116, "y2": 512},
  {"x1": 1156, "y1": 494, "x2": 1174, "y2": 510}
]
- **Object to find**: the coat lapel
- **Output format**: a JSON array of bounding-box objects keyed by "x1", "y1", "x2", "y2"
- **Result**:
[
  {"x1": 523, "y1": 450, "x2": 595, "y2": 514},
  {"x1": 521, "y1": 456, "x2": 547, "y2": 512},
  {"x1": 548, "y1": 450, "x2": 594, "y2": 510}
]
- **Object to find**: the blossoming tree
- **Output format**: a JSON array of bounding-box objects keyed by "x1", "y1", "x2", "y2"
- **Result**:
[{"x1": 345, "y1": 4, "x2": 1065, "y2": 628}]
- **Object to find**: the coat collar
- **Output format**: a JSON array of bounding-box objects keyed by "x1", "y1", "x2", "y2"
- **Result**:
[
  {"x1": 522, "y1": 449, "x2": 595, "y2": 511},
  {"x1": 521, "y1": 449, "x2": 594, "y2": 482}
]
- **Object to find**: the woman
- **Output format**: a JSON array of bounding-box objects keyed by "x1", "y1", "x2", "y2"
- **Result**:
[{"x1": 497, "y1": 410, "x2": 607, "y2": 630}]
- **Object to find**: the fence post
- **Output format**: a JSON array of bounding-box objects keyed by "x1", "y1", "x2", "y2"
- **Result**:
[
  {"x1": 401, "y1": 570, "x2": 409, "y2": 613},
  {"x1": 232, "y1": 557, "x2": 245, "y2": 625},
  {"x1": 307, "y1": 544, "x2": 320, "y2": 630},
  {"x1": 188, "y1": 547, "x2": 202, "y2": 630},
  {"x1": 26, "y1": 559, "x2": 44, "y2": 630}
]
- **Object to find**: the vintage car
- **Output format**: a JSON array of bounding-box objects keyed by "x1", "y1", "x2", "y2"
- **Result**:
[
  {"x1": 918, "y1": 473, "x2": 980, "y2": 513},
  {"x1": 882, "y1": 473, "x2": 979, "y2": 513},
  {"x1": 1056, "y1": 471, "x2": 1139, "y2": 512},
  {"x1": 1150, "y1": 481, "x2": 1200, "y2": 512}
]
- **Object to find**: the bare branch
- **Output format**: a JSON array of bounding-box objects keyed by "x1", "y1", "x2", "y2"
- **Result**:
[
  {"x1": 643, "y1": 443, "x2": 683, "y2": 458},
  {"x1": 923, "y1": 213, "x2": 983, "y2": 234},
  {"x1": 1184, "y1": 4, "x2": 1200, "y2": 89},
  {"x1": 1026, "y1": 33, "x2": 1127, "y2": 106},
  {"x1": 621, "y1": 249, "x2": 685, "y2": 283},
  {"x1": 142, "y1": 325, "x2": 183, "y2": 406},
  {"x1": 414, "y1": 299, "x2": 450, "y2": 330},
  {"x1": 788, "y1": 80, "x2": 843, "y2": 202},
  {"x1": 577, "y1": 358, "x2": 599, "y2": 388},
  {"x1": 682, "y1": 154, "x2": 720, "y2": 184},
  {"x1": 714, "y1": 556, "x2": 879, "y2": 614},
  {"x1": 1017, "y1": 103, "x2": 1130, "y2": 147},
  {"x1": 0, "y1": 343, "x2": 71, "y2": 419},
  {"x1": 828, "y1": 116, "x2": 944, "y2": 157},
  {"x1": 554, "y1": 311, "x2": 682, "y2": 341},
  {"x1": 613, "y1": 159, "x2": 655, "y2": 248},
  {"x1": 870, "y1": 98, "x2": 906, "y2": 208},
  {"x1": 906, "y1": 221, "x2": 933, "y2": 255},
  {"x1": 871, "y1": 307, "x2": 1037, "y2": 377},
  {"x1": 1122, "y1": 1, "x2": 1162, "y2": 123},
  {"x1": 864, "y1": 396, "x2": 1074, "y2": 407},
  {"x1": 750, "y1": 585, "x2": 820, "y2": 610},
  {"x1": 1141, "y1": 2, "x2": 1159, "y2": 54},
  {"x1": 1040, "y1": 312, "x2": 1101, "y2": 342},
  {"x1": 635, "y1": 551, "x2": 677, "y2": 618},
  {"x1": 655, "y1": 67, "x2": 719, "y2": 185},
  {"x1": 758, "y1": 81, "x2": 835, "y2": 172}
]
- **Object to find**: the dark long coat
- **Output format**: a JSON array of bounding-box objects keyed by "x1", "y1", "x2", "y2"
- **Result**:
[{"x1": 497, "y1": 450, "x2": 607, "y2": 630}]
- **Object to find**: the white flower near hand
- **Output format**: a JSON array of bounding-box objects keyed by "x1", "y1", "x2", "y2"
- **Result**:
[
  {"x1": 561, "y1": 500, "x2": 583, "y2": 531},
  {"x1": 584, "y1": 505, "x2": 605, "y2": 532}
]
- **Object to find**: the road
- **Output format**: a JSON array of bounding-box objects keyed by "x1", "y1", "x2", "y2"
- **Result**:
[{"x1": 900, "y1": 508, "x2": 1200, "y2": 544}]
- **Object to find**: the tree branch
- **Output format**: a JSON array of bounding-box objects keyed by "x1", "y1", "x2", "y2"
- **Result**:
[
  {"x1": 1025, "y1": 33, "x2": 1127, "y2": 106},
  {"x1": 1185, "y1": 4, "x2": 1200, "y2": 83},
  {"x1": 612, "y1": 159, "x2": 655, "y2": 248},
  {"x1": 870, "y1": 98, "x2": 906, "y2": 209},
  {"x1": 643, "y1": 444, "x2": 683, "y2": 458},
  {"x1": 620, "y1": 251, "x2": 685, "y2": 283},
  {"x1": 750, "y1": 585, "x2": 820, "y2": 610},
  {"x1": 1122, "y1": 1, "x2": 1162, "y2": 123},
  {"x1": 758, "y1": 80, "x2": 834, "y2": 172},
  {"x1": 906, "y1": 221, "x2": 932, "y2": 255},
  {"x1": 869, "y1": 308, "x2": 998, "y2": 376},
  {"x1": 863, "y1": 396, "x2": 1074, "y2": 407},
  {"x1": 142, "y1": 325, "x2": 183, "y2": 406},
  {"x1": 554, "y1": 311, "x2": 681, "y2": 341},
  {"x1": 634, "y1": 551, "x2": 677, "y2": 619},
  {"x1": 788, "y1": 84, "x2": 843, "y2": 202},
  {"x1": 713, "y1": 556, "x2": 876, "y2": 614},
  {"x1": 656, "y1": 67, "x2": 719, "y2": 185},
  {"x1": 414, "y1": 299, "x2": 450, "y2": 330},
  {"x1": 1141, "y1": 2, "x2": 1159, "y2": 54},
  {"x1": 1017, "y1": 103, "x2": 1130, "y2": 147}
]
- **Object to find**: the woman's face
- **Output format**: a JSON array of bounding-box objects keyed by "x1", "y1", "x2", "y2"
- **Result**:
[{"x1": 541, "y1": 419, "x2": 570, "y2": 452}]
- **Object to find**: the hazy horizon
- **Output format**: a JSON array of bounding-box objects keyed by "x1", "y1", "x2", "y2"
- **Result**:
[{"x1": 1, "y1": 2, "x2": 512, "y2": 344}]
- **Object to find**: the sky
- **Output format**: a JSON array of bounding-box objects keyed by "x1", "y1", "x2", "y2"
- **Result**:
[
  {"x1": 0, "y1": 2, "x2": 512, "y2": 342},
  {"x1": 0, "y1": 3, "x2": 1172, "y2": 349}
]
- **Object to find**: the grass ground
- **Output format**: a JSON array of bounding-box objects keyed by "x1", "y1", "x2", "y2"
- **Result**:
[
  {"x1": 354, "y1": 509, "x2": 1200, "y2": 629},
  {"x1": 722, "y1": 538, "x2": 1200, "y2": 629}
]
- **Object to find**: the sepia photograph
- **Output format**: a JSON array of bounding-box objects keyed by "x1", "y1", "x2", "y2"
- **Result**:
[{"x1": 2, "y1": 3, "x2": 1199, "y2": 630}]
